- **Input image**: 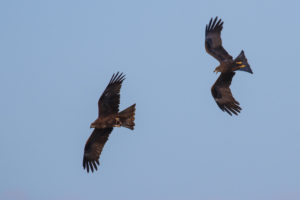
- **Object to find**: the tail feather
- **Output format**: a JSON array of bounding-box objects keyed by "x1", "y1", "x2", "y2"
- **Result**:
[
  {"x1": 234, "y1": 50, "x2": 253, "y2": 74},
  {"x1": 118, "y1": 104, "x2": 136, "y2": 130}
]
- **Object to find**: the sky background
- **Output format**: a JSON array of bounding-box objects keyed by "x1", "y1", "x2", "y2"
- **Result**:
[{"x1": 1, "y1": 0, "x2": 300, "y2": 200}]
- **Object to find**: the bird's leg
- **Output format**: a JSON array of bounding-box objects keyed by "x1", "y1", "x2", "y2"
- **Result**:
[{"x1": 114, "y1": 117, "x2": 122, "y2": 127}]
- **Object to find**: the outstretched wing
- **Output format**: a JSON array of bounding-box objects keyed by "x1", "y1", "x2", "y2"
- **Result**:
[
  {"x1": 205, "y1": 17, "x2": 233, "y2": 63},
  {"x1": 98, "y1": 72, "x2": 125, "y2": 117},
  {"x1": 211, "y1": 72, "x2": 241, "y2": 116},
  {"x1": 83, "y1": 128, "x2": 113, "y2": 173}
]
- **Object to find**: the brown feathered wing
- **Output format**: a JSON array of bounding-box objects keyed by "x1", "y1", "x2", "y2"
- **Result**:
[
  {"x1": 83, "y1": 128, "x2": 113, "y2": 173},
  {"x1": 98, "y1": 72, "x2": 125, "y2": 117},
  {"x1": 205, "y1": 17, "x2": 233, "y2": 63},
  {"x1": 83, "y1": 72, "x2": 125, "y2": 173},
  {"x1": 211, "y1": 72, "x2": 241, "y2": 116}
]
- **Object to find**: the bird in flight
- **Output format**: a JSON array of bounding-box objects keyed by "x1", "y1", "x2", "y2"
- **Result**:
[
  {"x1": 205, "y1": 17, "x2": 253, "y2": 116},
  {"x1": 83, "y1": 72, "x2": 136, "y2": 173}
]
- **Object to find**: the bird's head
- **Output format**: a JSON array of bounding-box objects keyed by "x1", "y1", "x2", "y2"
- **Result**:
[
  {"x1": 90, "y1": 119, "x2": 99, "y2": 129},
  {"x1": 90, "y1": 119, "x2": 107, "y2": 129},
  {"x1": 90, "y1": 122, "x2": 96, "y2": 129},
  {"x1": 214, "y1": 66, "x2": 221, "y2": 74}
]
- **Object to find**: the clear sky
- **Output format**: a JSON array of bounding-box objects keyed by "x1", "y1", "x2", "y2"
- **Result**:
[{"x1": 1, "y1": 0, "x2": 300, "y2": 200}]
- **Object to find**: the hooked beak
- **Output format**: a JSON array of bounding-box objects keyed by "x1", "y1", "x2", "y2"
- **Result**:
[{"x1": 90, "y1": 124, "x2": 95, "y2": 129}]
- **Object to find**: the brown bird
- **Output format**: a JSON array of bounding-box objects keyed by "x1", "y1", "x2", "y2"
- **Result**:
[
  {"x1": 83, "y1": 72, "x2": 136, "y2": 173},
  {"x1": 205, "y1": 17, "x2": 253, "y2": 116}
]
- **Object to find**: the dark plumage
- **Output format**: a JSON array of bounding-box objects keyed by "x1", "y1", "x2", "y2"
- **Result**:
[
  {"x1": 205, "y1": 17, "x2": 253, "y2": 115},
  {"x1": 83, "y1": 72, "x2": 136, "y2": 173}
]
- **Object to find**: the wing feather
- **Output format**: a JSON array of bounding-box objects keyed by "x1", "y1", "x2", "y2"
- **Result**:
[
  {"x1": 211, "y1": 72, "x2": 241, "y2": 116},
  {"x1": 205, "y1": 17, "x2": 233, "y2": 63},
  {"x1": 98, "y1": 72, "x2": 125, "y2": 117},
  {"x1": 83, "y1": 128, "x2": 113, "y2": 173}
]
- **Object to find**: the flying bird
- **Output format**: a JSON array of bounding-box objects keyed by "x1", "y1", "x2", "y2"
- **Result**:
[
  {"x1": 205, "y1": 17, "x2": 253, "y2": 116},
  {"x1": 83, "y1": 72, "x2": 136, "y2": 173}
]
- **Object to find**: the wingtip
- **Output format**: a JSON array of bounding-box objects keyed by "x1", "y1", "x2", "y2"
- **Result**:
[
  {"x1": 83, "y1": 160, "x2": 100, "y2": 173},
  {"x1": 206, "y1": 16, "x2": 224, "y2": 33},
  {"x1": 109, "y1": 72, "x2": 126, "y2": 85}
]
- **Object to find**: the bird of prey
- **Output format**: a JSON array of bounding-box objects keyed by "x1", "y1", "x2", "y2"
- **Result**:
[
  {"x1": 205, "y1": 17, "x2": 253, "y2": 116},
  {"x1": 83, "y1": 72, "x2": 136, "y2": 173}
]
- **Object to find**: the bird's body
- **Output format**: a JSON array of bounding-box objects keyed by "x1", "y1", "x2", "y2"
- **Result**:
[
  {"x1": 213, "y1": 53, "x2": 251, "y2": 74},
  {"x1": 91, "y1": 114, "x2": 121, "y2": 129},
  {"x1": 215, "y1": 61, "x2": 234, "y2": 73},
  {"x1": 205, "y1": 17, "x2": 253, "y2": 115},
  {"x1": 82, "y1": 72, "x2": 136, "y2": 173},
  {"x1": 90, "y1": 104, "x2": 136, "y2": 129}
]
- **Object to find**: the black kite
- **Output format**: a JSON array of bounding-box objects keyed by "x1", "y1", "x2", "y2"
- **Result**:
[
  {"x1": 205, "y1": 17, "x2": 253, "y2": 115},
  {"x1": 83, "y1": 72, "x2": 136, "y2": 173}
]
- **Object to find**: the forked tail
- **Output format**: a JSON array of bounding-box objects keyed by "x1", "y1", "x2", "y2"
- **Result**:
[
  {"x1": 118, "y1": 104, "x2": 136, "y2": 130},
  {"x1": 234, "y1": 50, "x2": 253, "y2": 74}
]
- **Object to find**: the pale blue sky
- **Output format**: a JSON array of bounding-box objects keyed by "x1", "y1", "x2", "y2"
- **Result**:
[{"x1": 1, "y1": 0, "x2": 300, "y2": 200}]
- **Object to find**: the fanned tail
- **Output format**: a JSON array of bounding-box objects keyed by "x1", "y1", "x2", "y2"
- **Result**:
[
  {"x1": 118, "y1": 104, "x2": 136, "y2": 130},
  {"x1": 234, "y1": 50, "x2": 253, "y2": 74}
]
